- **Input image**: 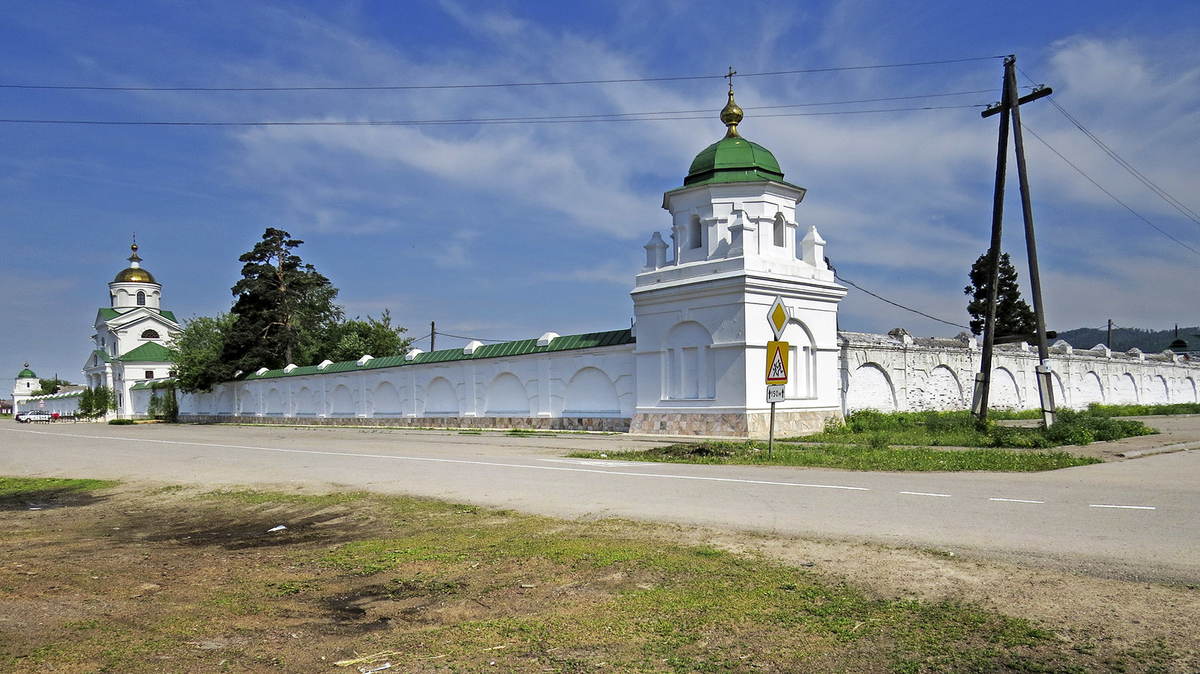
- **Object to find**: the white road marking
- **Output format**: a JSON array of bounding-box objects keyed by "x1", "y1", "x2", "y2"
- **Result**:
[
  {"x1": 900, "y1": 491, "x2": 951, "y2": 498},
  {"x1": 539, "y1": 458, "x2": 652, "y2": 467},
  {"x1": 0, "y1": 427, "x2": 869, "y2": 492},
  {"x1": 1090, "y1": 504, "x2": 1156, "y2": 510},
  {"x1": 989, "y1": 498, "x2": 1044, "y2": 504}
]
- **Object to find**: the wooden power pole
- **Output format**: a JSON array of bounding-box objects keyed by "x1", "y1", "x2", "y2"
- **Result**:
[{"x1": 973, "y1": 55, "x2": 1057, "y2": 427}]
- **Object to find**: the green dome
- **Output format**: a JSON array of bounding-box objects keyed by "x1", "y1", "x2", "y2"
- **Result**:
[
  {"x1": 18, "y1": 364, "x2": 36, "y2": 379},
  {"x1": 684, "y1": 135, "x2": 786, "y2": 187}
]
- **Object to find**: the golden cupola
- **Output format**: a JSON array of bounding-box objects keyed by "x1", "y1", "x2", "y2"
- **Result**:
[{"x1": 113, "y1": 243, "x2": 157, "y2": 283}]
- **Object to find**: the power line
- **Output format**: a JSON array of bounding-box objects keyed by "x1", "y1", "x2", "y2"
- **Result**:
[
  {"x1": 433, "y1": 331, "x2": 507, "y2": 344},
  {"x1": 1021, "y1": 124, "x2": 1200, "y2": 258},
  {"x1": 0, "y1": 56, "x2": 1007, "y2": 93},
  {"x1": 1015, "y1": 66, "x2": 1200, "y2": 228},
  {"x1": 834, "y1": 272, "x2": 971, "y2": 330},
  {"x1": 0, "y1": 104, "x2": 984, "y2": 128}
]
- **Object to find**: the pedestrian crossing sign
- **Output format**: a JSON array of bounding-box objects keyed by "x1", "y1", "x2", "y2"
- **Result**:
[{"x1": 766, "y1": 341, "x2": 789, "y2": 384}]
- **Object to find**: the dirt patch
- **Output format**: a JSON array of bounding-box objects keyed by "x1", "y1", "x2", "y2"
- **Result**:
[{"x1": 1, "y1": 482, "x2": 1196, "y2": 672}]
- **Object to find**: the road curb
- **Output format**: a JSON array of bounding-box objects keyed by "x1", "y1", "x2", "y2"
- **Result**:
[{"x1": 1117, "y1": 442, "x2": 1200, "y2": 459}]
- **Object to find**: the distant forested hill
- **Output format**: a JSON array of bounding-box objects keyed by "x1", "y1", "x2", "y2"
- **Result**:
[{"x1": 1056, "y1": 326, "x2": 1200, "y2": 353}]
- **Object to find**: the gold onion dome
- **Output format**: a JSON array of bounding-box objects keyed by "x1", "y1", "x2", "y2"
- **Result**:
[
  {"x1": 683, "y1": 88, "x2": 789, "y2": 188},
  {"x1": 113, "y1": 242, "x2": 157, "y2": 283},
  {"x1": 720, "y1": 89, "x2": 744, "y2": 138}
]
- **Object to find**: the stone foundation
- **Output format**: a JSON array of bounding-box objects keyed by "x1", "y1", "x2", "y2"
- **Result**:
[
  {"x1": 630, "y1": 409, "x2": 841, "y2": 438},
  {"x1": 178, "y1": 415, "x2": 630, "y2": 432}
]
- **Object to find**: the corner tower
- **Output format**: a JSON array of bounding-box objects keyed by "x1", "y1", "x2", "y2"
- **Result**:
[{"x1": 630, "y1": 88, "x2": 846, "y2": 437}]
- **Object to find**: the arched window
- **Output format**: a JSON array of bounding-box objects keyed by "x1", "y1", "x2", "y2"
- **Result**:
[
  {"x1": 688, "y1": 216, "x2": 702, "y2": 250},
  {"x1": 136, "y1": 291, "x2": 146, "y2": 306},
  {"x1": 773, "y1": 215, "x2": 786, "y2": 247},
  {"x1": 141, "y1": 329, "x2": 160, "y2": 339}
]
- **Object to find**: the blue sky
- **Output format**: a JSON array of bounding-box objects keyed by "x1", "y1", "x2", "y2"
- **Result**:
[{"x1": 3, "y1": 0, "x2": 1199, "y2": 387}]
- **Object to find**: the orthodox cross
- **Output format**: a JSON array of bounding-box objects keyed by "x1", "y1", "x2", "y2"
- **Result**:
[{"x1": 725, "y1": 66, "x2": 736, "y2": 93}]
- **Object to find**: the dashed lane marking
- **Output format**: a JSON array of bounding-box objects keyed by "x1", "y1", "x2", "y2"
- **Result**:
[
  {"x1": 1089, "y1": 504, "x2": 1156, "y2": 510},
  {"x1": 989, "y1": 498, "x2": 1044, "y2": 504},
  {"x1": 900, "y1": 491, "x2": 952, "y2": 498}
]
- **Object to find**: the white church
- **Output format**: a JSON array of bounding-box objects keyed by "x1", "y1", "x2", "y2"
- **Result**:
[{"x1": 17, "y1": 91, "x2": 1200, "y2": 433}]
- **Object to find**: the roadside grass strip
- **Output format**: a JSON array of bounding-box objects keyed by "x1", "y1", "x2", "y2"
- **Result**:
[
  {"x1": 0, "y1": 478, "x2": 1168, "y2": 673},
  {"x1": 570, "y1": 442, "x2": 1101, "y2": 471},
  {"x1": 800, "y1": 409, "x2": 1154, "y2": 450}
]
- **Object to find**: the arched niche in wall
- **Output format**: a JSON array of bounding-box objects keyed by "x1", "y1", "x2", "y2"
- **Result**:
[
  {"x1": 990, "y1": 367, "x2": 1021, "y2": 409},
  {"x1": 236, "y1": 386, "x2": 253, "y2": 415},
  {"x1": 375, "y1": 381, "x2": 403, "y2": 416},
  {"x1": 1148, "y1": 375, "x2": 1169, "y2": 404},
  {"x1": 1187, "y1": 378, "x2": 1198, "y2": 403},
  {"x1": 215, "y1": 389, "x2": 233, "y2": 415},
  {"x1": 784, "y1": 318, "x2": 817, "y2": 400},
  {"x1": 845, "y1": 363, "x2": 896, "y2": 413},
  {"x1": 1051, "y1": 371, "x2": 1067, "y2": 409},
  {"x1": 563, "y1": 367, "x2": 621, "y2": 416},
  {"x1": 424, "y1": 377, "x2": 458, "y2": 416},
  {"x1": 916, "y1": 365, "x2": 963, "y2": 411},
  {"x1": 296, "y1": 387, "x2": 317, "y2": 416},
  {"x1": 663, "y1": 321, "x2": 715, "y2": 400},
  {"x1": 330, "y1": 384, "x2": 355, "y2": 416},
  {"x1": 1114, "y1": 372, "x2": 1138, "y2": 405},
  {"x1": 485, "y1": 372, "x2": 530, "y2": 415},
  {"x1": 264, "y1": 387, "x2": 284, "y2": 416},
  {"x1": 1077, "y1": 372, "x2": 1104, "y2": 406}
]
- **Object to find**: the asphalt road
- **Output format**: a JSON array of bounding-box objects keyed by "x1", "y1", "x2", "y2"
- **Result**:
[{"x1": 2, "y1": 421, "x2": 1198, "y2": 582}]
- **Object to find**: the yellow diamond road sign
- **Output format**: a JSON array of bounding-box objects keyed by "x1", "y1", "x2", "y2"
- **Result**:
[{"x1": 768, "y1": 296, "x2": 788, "y2": 340}]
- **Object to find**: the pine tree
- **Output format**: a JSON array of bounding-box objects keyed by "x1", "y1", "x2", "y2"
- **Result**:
[
  {"x1": 964, "y1": 251, "x2": 1036, "y2": 337},
  {"x1": 221, "y1": 228, "x2": 343, "y2": 373}
]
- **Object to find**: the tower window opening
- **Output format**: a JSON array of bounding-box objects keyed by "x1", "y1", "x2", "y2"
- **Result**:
[
  {"x1": 136, "y1": 291, "x2": 146, "y2": 306},
  {"x1": 773, "y1": 216, "x2": 786, "y2": 247},
  {"x1": 688, "y1": 217, "x2": 702, "y2": 250}
]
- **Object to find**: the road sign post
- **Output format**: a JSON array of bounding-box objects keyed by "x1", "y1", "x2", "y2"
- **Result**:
[{"x1": 766, "y1": 338, "x2": 789, "y2": 458}]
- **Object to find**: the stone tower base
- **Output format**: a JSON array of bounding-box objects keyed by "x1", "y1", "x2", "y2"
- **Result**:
[{"x1": 630, "y1": 409, "x2": 841, "y2": 439}]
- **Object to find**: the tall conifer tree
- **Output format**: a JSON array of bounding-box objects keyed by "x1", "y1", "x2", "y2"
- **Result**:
[
  {"x1": 222, "y1": 228, "x2": 343, "y2": 373},
  {"x1": 964, "y1": 251, "x2": 1037, "y2": 337}
]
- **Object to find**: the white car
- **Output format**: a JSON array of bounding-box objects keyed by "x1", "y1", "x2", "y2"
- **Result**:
[{"x1": 16, "y1": 410, "x2": 52, "y2": 423}]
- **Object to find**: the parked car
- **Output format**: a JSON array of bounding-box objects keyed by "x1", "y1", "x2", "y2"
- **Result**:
[{"x1": 16, "y1": 410, "x2": 53, "y2": 423}]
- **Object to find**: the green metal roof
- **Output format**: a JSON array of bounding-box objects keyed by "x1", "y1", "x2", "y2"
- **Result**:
[
  {"x1": 91, "y1": 349, "x2": 112, "y2": 364},
  {"x1": 683, "y1": 135, "x2": 791, "y2": 187},
  {"x1": 17, "y1": 367, "x2": 36, "y2": 378},
  {"x1": 120, "y1": 342, "x2": 174, "y2": 363},
  {"x1": 245, "y1": 328, "x2": 634, "y2": 381},
  {"x1": 98, "y1": 307, "x2": 179, "y2": 324}
]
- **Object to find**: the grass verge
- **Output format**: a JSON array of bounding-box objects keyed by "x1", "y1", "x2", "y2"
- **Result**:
[
  {"x1": 571, "y1": 442, "x2": 1101, "y2": 471},
  {"x1": 1, "y1": 479, "x2": 1163, "y2": 672},
  {"x1": 801, "y1": 408, "x2": 1154, "y2": 449}
]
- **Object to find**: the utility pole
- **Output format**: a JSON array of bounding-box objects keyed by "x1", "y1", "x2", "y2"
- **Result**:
[
  {"x1": 973, "y1": 55, "x2": 1055, "y2": 426},
  {"x1": 430, "y1": 321, "x2": 435, "y2": 352},
  {"x1": 1107, "y1": 319, "x2": 1113, "y2": 349}
]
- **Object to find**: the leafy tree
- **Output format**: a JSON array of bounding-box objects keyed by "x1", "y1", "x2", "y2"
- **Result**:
[
  {"x1": 222, "y1": 228, "x2": 343, "y2": 373},
  {"x1": 320, "y1": 310, "x2": 412, "y2": 363},
  {"x1": 965, "y1": 251, "x2": 1036, "y2": 337},
  {"x1": 33, "y1": 378, "x2": 71, "y2": 396},
  {"x1": 170, "y1": 313, "x2": 238, "y2": 393},
  {"x1": 78, "y1": 386, "x2": 116, "y2": 419},
  {"x1": 147, "y1": 382, "x2": 179, "y2": 422}
]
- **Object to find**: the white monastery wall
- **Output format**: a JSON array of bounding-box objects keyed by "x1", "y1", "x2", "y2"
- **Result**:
[
  {"x1": 173, "y1": 343, "x2": 636, "y2": 431},
  {"x1": 840, "y1": 330, "x2": 1200, "y2": 414}
]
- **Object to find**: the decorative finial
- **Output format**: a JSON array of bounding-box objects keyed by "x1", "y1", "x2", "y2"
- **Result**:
[
  {"x1": 24, "y1": 362, "x2": 29, "y2": 368},
  {"x1": 720, "y1": 68, "x2": 743, "y2": 139},
  {"x1": 128, "y1": 235, "x2": 142, "y2": 267}
]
